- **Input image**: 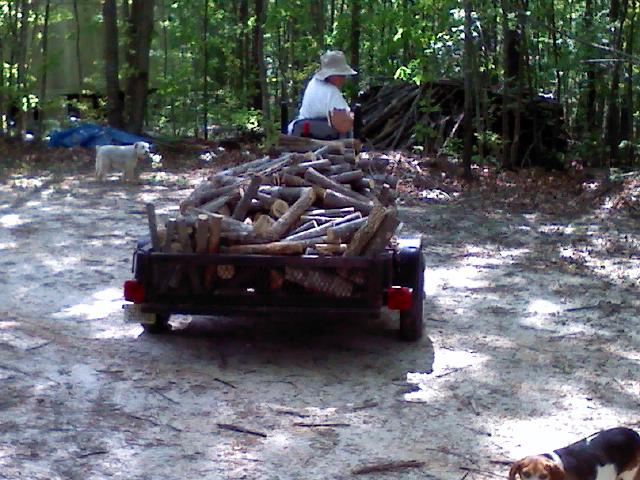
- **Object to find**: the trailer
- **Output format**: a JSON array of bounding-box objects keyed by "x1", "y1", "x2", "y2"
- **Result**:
[
  {"x1": 123, "y1": 235, "x2": 424, "y2": 340},
  {"x1": 122, "y1": 137, "x2": 425, "y2": 341}
]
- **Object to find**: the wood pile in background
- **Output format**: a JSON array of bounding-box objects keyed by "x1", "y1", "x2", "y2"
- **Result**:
[
  {"x1": 358, "y1": 80, "x2": 567, "y2": 167},
  {"x1": 144, "y1": 135, "x2": 401, "y2": 297}
]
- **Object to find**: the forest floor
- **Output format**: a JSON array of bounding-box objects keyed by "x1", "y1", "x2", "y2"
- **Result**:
[{"x1": 0, "y1": 138, "x2": 639, "y2": 479}]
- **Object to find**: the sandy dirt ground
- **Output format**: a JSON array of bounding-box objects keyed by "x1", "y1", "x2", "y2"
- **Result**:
[{"x1": 0, "y1": 162, "x2": 639, "y2": 480}]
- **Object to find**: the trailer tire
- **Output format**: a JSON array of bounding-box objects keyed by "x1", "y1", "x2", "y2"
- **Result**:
[
  {"x1": 142, "y1": 313, "x2": 171, "y2": 334},
  {"x1": 399, "y1": 255, "x2": 424, "y2": 341}
]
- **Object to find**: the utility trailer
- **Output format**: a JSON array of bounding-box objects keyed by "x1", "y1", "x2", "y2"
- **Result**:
[
  {"x1": 122, "y1": 136, "x2": 425, "y2": 340},
  {"x1": 123, "y1": 236, "x2": 424, "y2": 341}
]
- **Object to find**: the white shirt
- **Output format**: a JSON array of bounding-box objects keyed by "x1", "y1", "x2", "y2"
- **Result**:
[{"x1": 288, "y1": 77, "x2": 350, "y2": 134}]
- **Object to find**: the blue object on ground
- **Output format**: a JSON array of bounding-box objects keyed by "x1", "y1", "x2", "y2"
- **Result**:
[{"x1": 48, "y1": 123, "x2": 150, "y2": 148}]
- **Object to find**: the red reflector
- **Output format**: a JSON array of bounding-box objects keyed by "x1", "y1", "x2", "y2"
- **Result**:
[
  {"x1": 124, "y1": 280, "x2": 145, "y2": 303},
  {"x1": 303, "y1": 121, "x2": 310, "y2": 137},
  {"x1": 387, "y1": 286, "x2": 413, "y2": 310}
]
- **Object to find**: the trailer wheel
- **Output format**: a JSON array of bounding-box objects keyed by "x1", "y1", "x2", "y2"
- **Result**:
[
  {"x1": 399, "y1": 255, "x2": 424, "y2": 341},
  {"x1": 142, "y1": 313, "x2": 171, "y2": 334}
]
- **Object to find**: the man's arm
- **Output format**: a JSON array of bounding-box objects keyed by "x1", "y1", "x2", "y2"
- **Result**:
[{"x1": 329, "y1": 108, "x2": 354, "y2": 134}]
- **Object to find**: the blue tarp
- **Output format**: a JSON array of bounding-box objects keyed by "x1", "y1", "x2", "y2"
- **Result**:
[{"x1": 48, "y1": 123, "x2": 150, "y2": 148}]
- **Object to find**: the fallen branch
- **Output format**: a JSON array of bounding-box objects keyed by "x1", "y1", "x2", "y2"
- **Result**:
[
  {"x1": 213, "y1": 377, "x2": 237, "y2": 389},
  {"x1": 351, "y1": 460, "x2": 425, "y2": 475},
  {"x1": 217, "y1": 423, "x2": 267, "y2": 438},
  {"x1": 293, "y1": 422, "x2": 350, "y2": 428}
]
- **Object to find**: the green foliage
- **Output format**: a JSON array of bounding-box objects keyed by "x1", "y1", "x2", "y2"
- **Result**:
[{"x1": 0, "y1": 0, "x2": 635, "y2": 166}]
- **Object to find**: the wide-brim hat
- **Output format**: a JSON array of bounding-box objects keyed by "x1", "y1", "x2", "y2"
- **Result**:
[{"x1": 314, "y1": 50, "x2": 357, "y2": 80}]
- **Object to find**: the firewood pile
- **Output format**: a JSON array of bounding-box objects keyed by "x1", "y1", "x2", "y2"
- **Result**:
[{"x1": 144, "y1": 135, "x2": 400, "y2": 297}]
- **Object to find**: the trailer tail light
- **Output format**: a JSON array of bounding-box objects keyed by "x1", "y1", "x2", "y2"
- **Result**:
[
  {"x1": 386, "y1": 286, "x2": 413, "y2": 310},
  {"x1": 124, "y1": 280, "x2": 145, "y2": 303}
]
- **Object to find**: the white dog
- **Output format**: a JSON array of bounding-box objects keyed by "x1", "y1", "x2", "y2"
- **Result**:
[{"x1": 95, "y1": 141, "x2": 151, "y2": 182}]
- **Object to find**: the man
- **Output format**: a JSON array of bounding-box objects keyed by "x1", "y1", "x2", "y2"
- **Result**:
[{"x1": 288, "y1": 50, "x2": 357, "y2": 139}]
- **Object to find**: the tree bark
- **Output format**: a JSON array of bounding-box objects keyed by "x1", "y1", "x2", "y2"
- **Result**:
[
  {"x1": 500, "y1": 0, "x2": 514, "y2": 169},
  {"x1": 621, "y1": 0, "x2": 636, "y2": 164},
  {"x1": 584, "y1": 0, "x2": 598, "y2": 141},
  {"x1": 37, "y1": 0, "x2": 51, "y2": 137},
  {"x1": 72, "y1": 0, "x2": 83, "y2": 93},
  {"x1": 549, "y1": 0, "x2": 562, "y2": 103},
  {"x1": 252, "y1": 0, "x2": 265, "y2": 110},
  {"x1": 462, "y1": 0, "x2": 474, "y2": 176},
  {"x1": 202, "y1": 0, "x2": 210, "y2": 139},
  {"x1": 605, "y1": 0, "x2": 627, "y2": 164},
  {"x1": 350, "y1": 0, "x2": 361, "y2": 97},
  {"x1": 124, "y1": 0, "x2": 155, "y2": 134},
  {"x1": 239, "y1": 0, "x2": 249, "y2": 100},
  {"x1": 14, "y1": 0, "x2": 30, "y2": 135},
  {"x1": 104, "y1": 0, "x2": 124, "y2": 128}
]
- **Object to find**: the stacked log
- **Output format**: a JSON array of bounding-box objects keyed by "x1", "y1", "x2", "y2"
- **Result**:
[{"x1": 145, "y1": 135, "x2": 401, "y2": 297}]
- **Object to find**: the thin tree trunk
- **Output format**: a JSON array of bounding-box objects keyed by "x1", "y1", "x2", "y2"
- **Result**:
[
  {"x1": 584, "y1": 0, "x2": 597, "y2": 141},
  {"x1": 462, "y1": 0, "x2": 474, "y2": 176},
  {"x1": 510, "y1": 1, "x2": 527, "y2": 167},
  {"x1": 0, "y1": 29, "x2": 4, "y2": 133},
  {"x1": 2, "y1": 0, "x2": 19, "y2": 132},
  {"x1": 104, "y1": 0, "x2": 124, "y2": 128},
  {"x1": 549, "y1": 0, "x2": 562, "y2": 102},
  {"x1": 621, "y1": 0, "x2": 635, "y2": 164},
  {"x1": 240, "y1": 0, "x2": 249, "y2": 102},
  {"x1": 38, "y1": 0, "x2": 51, "y2": 137},
  {"x1": 351, "y1": 0, "x2": 361, "y2": 98},
  {"x1": 251, "y1": 0, "x2": 264, "y2": 110},
  {"x1": 330, "y1": 0, "x2": 335, "y2": 36},
  {"x1": 73, "y1": 0, "x2": 83, "y2": 93},
  {"x1": 256, "y1": 0, "x2": 270, "y2": 137},
  {"x1": 311, "y1": 0, "x2": 325, "y2": 51},
  {"x1": 15, "y1": 0, "x2": 30, "y2": 135},
  {"x1": 203, "y1": 0, "x2": 209, "y2": 139},
  {"x1": 501, "y1": 0, "x2": 513, "y2": 168},
  {"x1": 605, "y1": 0, "x2": 627, "y2": 165},
  {"x1": 124, "y1": 0, "x2": 155, "y2": 134}
]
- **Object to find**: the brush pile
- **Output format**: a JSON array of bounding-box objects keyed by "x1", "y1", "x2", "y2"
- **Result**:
[{"x1": 358, "y1": 80, "x2": 567, "y2": 168}]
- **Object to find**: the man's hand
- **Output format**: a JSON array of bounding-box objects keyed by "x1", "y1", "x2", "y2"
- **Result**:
[{"x1": 330, "y1": 108, "x2": 354, "y2": 134}]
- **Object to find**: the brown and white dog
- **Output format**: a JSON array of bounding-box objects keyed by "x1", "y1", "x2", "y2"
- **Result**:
[
  {"x1": 509, "y1": 427, "x2": 640, "y2": 480},
  {"x1": 95, "y1": 141, "x2": 151, "y2": 182}
]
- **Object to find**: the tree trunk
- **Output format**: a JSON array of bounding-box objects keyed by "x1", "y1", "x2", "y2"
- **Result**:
[
  {"x1": 501, "y1": 0, "x2": 515, "y2": 169},
  {"x1": 311, "y1": 0, "x2": 325, "y2": 51},
  {"x1": 251, "y1": 0, "x2": 265, "y2": 111},
  {"x1": 104, "y1": 0, "x2": 124, "y2": 128},
  {"x1": 584, "y1": 0, "x2": 598, "y2": 141},
  {"x1": 621, "y1": 0, "x2": 635, "y2": 164},
  {"x1": 253, "y1": 0, "x2": 270, "y2": 136},
  {"x1": 350, "y1": 0, "x2": 361, "y2": 97},
  {"x1": 549, "y1": 0, "x2": 562, "y2": 102},
  {"x1": 510, "y1": 1, "x2": 527, "y2": 167},
  {"x1": 239, "y1": 0, "x2": 249, "y2": 101},
  {"x1": 36, "y1": 0, "x2": 52, "y2": 137},
  {"x1": 203, "y1": 0, "x2": 210, "y2": 139},
  {"x1": 72, "y1": 0, "x2": 83, "y2": 93},
  {"x1": 124, "y1": 0, "x2": 155, "y2": 134},
  {"x1": 15, "y1": 0, "x2": 30, "y2": 135},
  {"x1": 462, "y1": 0, "x2": 474, "y2": 176},
  {"x1": 605, "y1": 0, "x2": 627, "y2": 165},
  {"x1": 159, "y1": 0, "x2": 174, "y2": 135},
  {"x1": 330, "y1": 0, "x2": 336, "y2": 36},
  {"x1": 0, "y1": 27, "x2": 4, "y2": 133}
]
